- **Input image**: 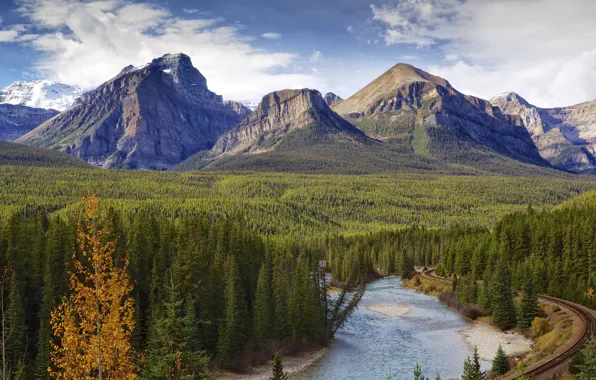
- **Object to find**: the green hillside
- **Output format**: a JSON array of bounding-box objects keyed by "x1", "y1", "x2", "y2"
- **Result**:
[{"x1": 0, "y1": 141, "x2": 91, "y2": 169}]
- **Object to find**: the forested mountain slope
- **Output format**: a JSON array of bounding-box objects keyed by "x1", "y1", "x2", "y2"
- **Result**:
[{"x1": 0, "y1": 141, "x2": 91, "y2": 168}]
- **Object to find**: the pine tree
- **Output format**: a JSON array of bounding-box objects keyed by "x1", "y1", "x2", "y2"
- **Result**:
[
  {"x1": 491, "y1": 344, "x2": 509, "y2": 375},
  {"x1": 7, "y1": 271, "x2": 27, "y2": 374},
  {"x1": 491, "y1": 261, "x2": 516, "y2": 330},
  {"x1": 269, "y1": 352, "x2": 287, "y2": 380},
  {"x1": 462, "y1": 346, "x2": 484, "y2": 380},
  {"x1": 216, "y1": 257, "x2": 248, "y2": 368},
  {"x1": 517, "y1": 280, "x2": 539, "y2": 330},
  {"x1": 414, "y1": 363, "x2": 426, "y2": 380},
  {"x1": 145, "y1": 271, "x2": 210, "y2": 379},
  {"x1": 49, "y1": 192, "x2": 136, "y2": 379},
  {"x1": 253, "y1": 264, "x2": 273, "y2": 346}
]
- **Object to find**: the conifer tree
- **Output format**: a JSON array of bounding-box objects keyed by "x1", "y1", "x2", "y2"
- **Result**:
[
  {"x1": 491, "y1": 345, "x2": 509, "y2": 375},
  {"x1": 253, "y1": 264, "x2": 272, "y2": 346},
  {"x1": 462, "y1": 346, "x2": 484, "y2": 380},
  {"x1": 216, "y1": 257, "x2": 248, "y2": 367},
  {"x1": 577, "y1": 335, "x2": 596, "y2": 380},
  {"x1": 145, "y1": 271, "x2": 210, "y2": 379},
  {"x1": 269, "y1": 352, "x2": 287, "y2": 380},
  {"x1": 517, "y1": 280, "x2": 539, "y2": 330},
  {"x1": 49, "y1": 193, "x2": 136, "y2": 379},
  {"x1": 491, "y1": 261, "x2": 516, "y2": 330}
]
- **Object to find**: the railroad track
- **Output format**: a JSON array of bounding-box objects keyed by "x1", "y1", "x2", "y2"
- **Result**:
[{"x1": 420, "y1": 269, "x2": 596, "y2": 378}]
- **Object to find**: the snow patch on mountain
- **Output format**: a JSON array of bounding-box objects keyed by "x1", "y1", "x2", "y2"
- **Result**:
[
  {"x1": 0, "y1": 80, "x2": 83, "y2": 111},
  {"x1": 241, "y1": 101, "x2": 259, "y2": 112}
]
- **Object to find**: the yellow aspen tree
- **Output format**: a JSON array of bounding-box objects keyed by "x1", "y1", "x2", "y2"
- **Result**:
[{"x1": 50, "y1": 192, "x2": 136, "y2": 379}]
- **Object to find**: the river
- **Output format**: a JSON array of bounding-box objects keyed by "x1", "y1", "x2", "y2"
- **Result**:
[{"x1": 294, "y1": 276, "x2": 490, "y2": 380}]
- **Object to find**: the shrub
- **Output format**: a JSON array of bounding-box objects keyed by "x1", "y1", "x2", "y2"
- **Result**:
[{"x1": 531, "y1": 317, "x2": 552, "y2": 337}]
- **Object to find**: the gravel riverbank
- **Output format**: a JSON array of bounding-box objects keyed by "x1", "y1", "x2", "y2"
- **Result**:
[
  {"x1": 459, "y1": 322, "x2": 533, "y2": 361},
  {"x1": 218, "y1": 347, "x2": 328, "y2": 380}
]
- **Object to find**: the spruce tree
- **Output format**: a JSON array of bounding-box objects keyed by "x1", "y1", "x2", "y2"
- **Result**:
[
  {"x1": 269, "y1": 352, "x2": 287, "y2": 380},
  {"x1": 517, "y1": 280, "x2": 538, "y2": 330},
  {"x1": 145, "y1": 271, "x2": 210, "y2": 379},
  {"x1": 491, "y1": 345, "x2": 509, "y2": 375},
  {"x1": 216, "y1": 257, "x2": 248, "y2": 367},
  {"x1": 462, "y1": 346, "x2": 484, "y2": 380},
  {"x1": 491, "y1": 261, "x2": 516, "y2": 330},
  {"x1": 253, "y1": 264, "x2": 272, "y2": 346}
]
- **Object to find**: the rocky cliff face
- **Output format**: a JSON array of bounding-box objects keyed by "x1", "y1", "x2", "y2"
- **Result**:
[
  {"x1": 209, "y1": 89, "x2": 366, "y2": 157},
  {"x1": 18, "y1": 53, "x2": 242, "y2": 169},
  {"x1": 0, "y1": 104, "x2": 58, "y2": 141},
  {"x1": 223, "y1": 100, "x2": 253, "y2": 119},
  {"x1": 490, "y1": 92, "x2": 596, "y2": 173},
  {"x1": 324, "y1": 92, "x2": 343, "y2": 107},
  {"x1": 332, "y1": 63, "x2": 547, "y2": 168}
]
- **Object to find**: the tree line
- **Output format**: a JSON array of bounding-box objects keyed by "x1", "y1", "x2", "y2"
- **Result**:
[{"x1": 0, "y1": 194, "x2": 363, "y2": 379}]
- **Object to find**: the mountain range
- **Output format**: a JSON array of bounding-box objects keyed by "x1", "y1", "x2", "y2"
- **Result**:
[
  {"x1": 3, "y1": 53, "x2": 596, "y2": 176},
  {"x1": 490, "y1": 92, "x2": 596, "y2": 173},
  {"x1": 0, "y1": 80, "x2": 82, "y2": 111}
]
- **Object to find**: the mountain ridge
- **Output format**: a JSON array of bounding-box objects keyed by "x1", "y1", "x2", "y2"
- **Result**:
[
  {"x1": 490, "y1": 92, "x2": 596, "y2": 173},
  {"x1": 17, "y1": 53, "x2": 243, "y2": 170}
]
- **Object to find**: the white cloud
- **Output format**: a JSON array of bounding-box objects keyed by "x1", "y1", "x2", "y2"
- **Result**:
[
  {"x1": 182, "y1": 8, "x2": 200, "y2": 14},
  {"x1": 0, "y1": 30, "x2": 19, "y2": 42},
  {"x1": 347, "y1": 26, "x2": 354, "y2": 32},
  {"x1": 371, "y1": 0, "x2": 596, "y2": 107},
  {"x1": 399, "y1": 55, "x2": 419, "y2": 60},
  {"x1": 7, "y1": 0, "x2": 323, "y2": 101},
  {"x1": 261, "y1": 32, "x2": 282, "y2": 39},
  {"x1": 309, "y1": 50, "x2": 323, "y2": 63}
]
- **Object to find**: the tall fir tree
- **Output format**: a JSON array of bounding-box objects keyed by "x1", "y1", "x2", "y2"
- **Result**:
[
  {"x1": 491, "y1": 261, "x2": 516, "y2": 330},
  {"x1": 517, "y1": 280, "x2": 539, "y2": 330},
  {"x1": 145, "y1": 271, "x2": 210, "y2": 379},
  {"x1": 491, "y1": 345, "x2": 509, "y2": 375}
]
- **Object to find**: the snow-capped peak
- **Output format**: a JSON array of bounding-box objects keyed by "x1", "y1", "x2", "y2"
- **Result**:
[
  {"x1": 0, "y1": 80, "x2": 83, "y2": 111},
  {"x1": 241, "y1": 101, "x2": 259, "y2": 112}
]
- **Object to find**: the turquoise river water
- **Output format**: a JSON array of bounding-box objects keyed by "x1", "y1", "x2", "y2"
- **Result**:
[{"x1": 294, "y1": 276, "x2": 490, "y2": 380}]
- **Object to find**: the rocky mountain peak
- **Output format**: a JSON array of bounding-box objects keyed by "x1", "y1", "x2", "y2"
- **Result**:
[
  {"x1": 223, "y1": 100, "x2": 252, "y2": 119},
  {"x1": 206, "y1": 88, "x2": 360, "y2": 157},
  {"x1": 489, "y1": 92, "x2": 532, "y2": 109},
  {"x1": 324, "y1": 92, "x2": 343, "y2": 107},
  {"x1": 18, "y1": 53, "x2": 242, "y2": 169},
  {"x1": 256, "y1": 89, "x2": 328, "y2": 116},
  {"x1": 148, "y1": 53, "x2": 208, "y2": 88},
  {"x1": 387, "y1": 63, "x2": 452, "y2": 88}
]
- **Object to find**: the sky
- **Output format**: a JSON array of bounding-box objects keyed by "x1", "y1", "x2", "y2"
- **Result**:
[{"x1": 0, "y1": 0, "x2": 595, "y2": 107}]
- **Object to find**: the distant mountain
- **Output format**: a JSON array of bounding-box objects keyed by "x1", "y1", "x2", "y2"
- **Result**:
[
  {"x1": 223, "y1": 100, "x2": 252, "y2": 119},
  {"x1": 241, "y1": 101, "x2": 259, "y2": 112},
  {"x1": 0, "y1": 80, "x2": 82, "y2": 111},
  {"x1": 0, "y1": 141, "x2": 90, "y2": 168},
  {"x1": 332, "y1": 63, "x2": 549, "y2": 173},
  {"x1": 0, "y1": 104, "x2": 58, "y2": 141},
  {"x1": 176, "y1": 88, "x2": 470, "y2": 174},
  {"x1": 324, "y1": 92, "x2": 343, "y2": 107},
  {"x1": 490, "y1": 92, "x2": 596, "y2": 173},
  {"x1": 18, "y1": 53, "x2": 243, "y2": 169}
]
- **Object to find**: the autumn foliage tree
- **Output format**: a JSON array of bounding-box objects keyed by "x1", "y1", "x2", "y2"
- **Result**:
[{"x1": 49, "y1": 192, "x2": 136, "y2": 379}]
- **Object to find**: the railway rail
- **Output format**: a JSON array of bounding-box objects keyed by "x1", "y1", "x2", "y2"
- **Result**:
[{"x1": 420, "y1": 269, "x2": 596, "y2": 378}]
